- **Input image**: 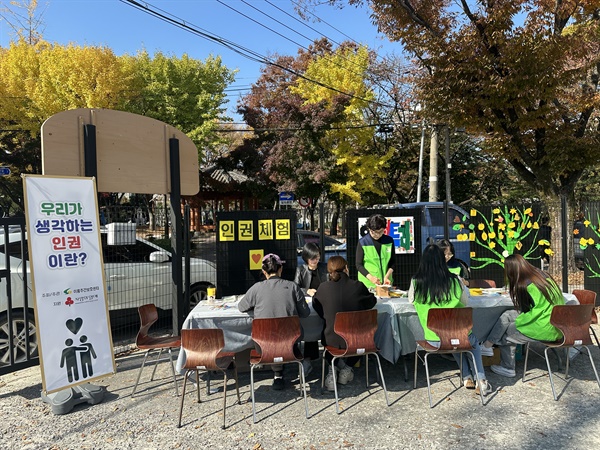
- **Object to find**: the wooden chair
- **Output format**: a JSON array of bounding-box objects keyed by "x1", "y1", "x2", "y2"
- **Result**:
[
  {"x1": 177, "y1": 328, "x2": 240, "y2": 429},
  {"x1": 414, "y1": 307, "x2": 486, "y2": 407},
  {"x1": 249, "y1": 316, "x2": 309, "y2": 423},
  {"x1": 572, "y1": 289, "x2": 599, "y2": 347},
  {"x1": 131, "y1": 304, "x2": 181, "y2": 397},
  {"x1": 522, "y1": 304, "x2": 600, "y2": 400},
  {"x1": 320, "y1": 309, "x2": 390, "y2": 414},
  {"x1": 469, "y1": 279, "x2": 496, "y2": 288}
]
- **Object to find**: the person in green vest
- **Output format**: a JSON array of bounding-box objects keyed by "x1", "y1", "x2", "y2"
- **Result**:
[
  {"x1": 356, "y1": 214, "x2": 395, "y2": 289},
  {"x1": 410, "y1": 244, "x2": 492, "y2": 396},
  {"x1": 483, "y1": 253, "x2": 565, "y2": 378},
  {"x1": 437, "y1": 238, "x2": 470, "y2": 286}
]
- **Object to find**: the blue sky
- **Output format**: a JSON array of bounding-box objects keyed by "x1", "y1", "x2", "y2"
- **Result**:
[{"x1": 0, "y1": 0, "x2": 404, "y2": 120}]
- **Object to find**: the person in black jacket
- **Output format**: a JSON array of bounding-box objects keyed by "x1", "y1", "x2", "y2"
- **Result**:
[
  {"x1": 312, "y1": 256, "x2": 377, "y2": 391},
  {"x1": 293, "y1": 243, "x2": 328, "y2": 375}
]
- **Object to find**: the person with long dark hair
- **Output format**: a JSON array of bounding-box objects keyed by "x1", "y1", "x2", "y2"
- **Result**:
[
  {"x1": 437, "y1": 238, "x2": 470, "y2": 286},
  {"x1": 294, "y1": 242, "x2": 328, "y2": 375},
  {"x1": 312, "y1": 256, "x2": 377, "y2": 391},
  {"x1": 484, "y1": 253, "x2": 565, "y2": 378},
  {"x1": 410, "y1": 244, "x2": 492, "y2": 396}
]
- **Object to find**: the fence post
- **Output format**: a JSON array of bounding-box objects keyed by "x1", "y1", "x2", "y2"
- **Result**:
[{"x1": 561, "y1": 195, "x2": 569, "y2": 293}]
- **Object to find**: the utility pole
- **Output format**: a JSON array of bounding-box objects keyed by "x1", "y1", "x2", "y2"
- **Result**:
[
  {"x1": 429, "y1": 126, "x2": 439, "y2": 202},
  {"x1": 444, "y1": 125, "x2": 452, "y2": 204},
  {"x1": 416, "y1": 120, "x2": 426, "y2": 202}
]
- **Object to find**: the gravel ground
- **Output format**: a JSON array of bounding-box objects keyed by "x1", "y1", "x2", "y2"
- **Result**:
[{"x1": 2, "y1": 329, "x2": 600, "y2": 450}]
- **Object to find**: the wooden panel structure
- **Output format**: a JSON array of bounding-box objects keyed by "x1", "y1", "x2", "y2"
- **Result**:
[{"x1": 41, "y1": 108, "x2": 199, "y2": 195}]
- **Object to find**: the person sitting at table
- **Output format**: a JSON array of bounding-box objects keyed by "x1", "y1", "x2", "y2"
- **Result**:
[
  {"x1": 410, "y1": 244, "x2": 492, "y2": 396},
  {"x1": 294, "y1": 242, "x2": 328, "y2": 376},
  {"x1": 312, "y1": 256, "x2": 377, "y2": 391},
  {"x1": 437, "y1": 238, "x2": 470, "y2": 286},
  {"x1": 238, "y1": 253, "x2": 311, "y2": 390},
  {"x1": 483, "y1": 253, "x2": 565, "y2": 378},
  {"x1": 356, "y1": 213, "x2": 395, "y2": 289}
]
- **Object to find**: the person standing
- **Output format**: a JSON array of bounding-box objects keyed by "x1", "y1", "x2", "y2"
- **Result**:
[
  {"x1": 356, "y1": 214, "x2": 395, "y2": 289},
  {"x1": 238, "y1": 253, "x2": 311, "y2": 390},
  {"x1": 312, "y1": 256, "x2": 377, "y2": 391},
  {"x1": 410, "y1": 244, "x2": 492, "y2": 396},
  {"x1": 484, "y1": 253, "x2": 565, "y2": 378}
]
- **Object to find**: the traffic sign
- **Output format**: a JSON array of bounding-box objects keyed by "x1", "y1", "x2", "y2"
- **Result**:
[
  {"x1": 0, "y1": 167, "x2": 11, "y2": 176},
  {"x1": 279, "y1": 192, "x2": 294, "y2": 205},
  {"x1": 298, "y1": 197, "x2": 312, "y2": 208}
]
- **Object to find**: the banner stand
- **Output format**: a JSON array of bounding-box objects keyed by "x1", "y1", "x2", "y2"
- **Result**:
[{"x1": 41, "y1": 383, "x2": 105, "y2": 415}]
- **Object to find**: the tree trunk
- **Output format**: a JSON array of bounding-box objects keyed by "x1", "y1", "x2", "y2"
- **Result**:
[{"x1": 330, "y1": 201, "x2": 340, "y2": 236}]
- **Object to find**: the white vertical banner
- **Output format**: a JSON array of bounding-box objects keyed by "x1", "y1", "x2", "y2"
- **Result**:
[{"x1": 23, "y1": 175, "x2": 115, "y2": 394}]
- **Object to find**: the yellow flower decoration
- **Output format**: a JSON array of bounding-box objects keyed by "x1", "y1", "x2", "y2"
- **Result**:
[
  {"x1": 524, "y1": 208, "x2": 532, "y2": 215},
  {"x1": 544, "y1": 248, "x2": 554, "y2": 256},
  {"x1": 574, "y1": 229, "x2": 580, "y2": 235},
  {"x1": 509, "y1": 208, "x2": 516, "y2": 214},
  {"x1": 457, "y1": 233, "x2": 468, "y2": 241},
  {"x1": 493, "y1": 208, "x2": 501, "y2": 214},
  {"x1": 470, "y1": 252, "x2": 476, "y2": 258},
  {"x1": 489, "y1": 242, "x2": 496, "y2": 249},
  {"x1": 515, "y1": 241, "x2": 523, "y2": 250},
  {"x1": 470, "y1": 209, "x2": 477, "y2": 217},
  {"x1": 478, "y1": 223, "x2": 485, "y2": 230},
  {"x1": 532, "y1": 222, "x2": 539, "y2": 229},
  {"x1": 482, "y1": 232, "x2": 488, "y2": 241},
  {"x1": 584, "y1": 220, "x2": 591, "y2": 227},
  {"x1": 508, "y1": 222, "x2": 516, "y2": 229},
  {"x1": 508, "y1": 230, "x2": 515, "y2": 238},
  {"x1": 514, "y1": 214, "x2": 520, "y2": 221},
  {"x1": 588, "y1": 238, "x2": 595, "y2": 245},
  {"x1": 526, "y1": 222, "x2": 532, "y2": 229},
  {"x1": 499, "y1": 232, "x2": 504, "y2": 240},
  {"x1": 469, "y1": 232, "x2": 475, "y2": 241},
  {"x1": 538, "y1": 239, "x2": 550, "y2": 246},
  {"x1": 498, "y1": 223, "x2": 506, "y2": 231},
  {"x1": 580, "y1": 238, "x2": 588, "y2": 246},
  {"x1": 488, "y1": 232, "x2": 496, "y2": 239}
]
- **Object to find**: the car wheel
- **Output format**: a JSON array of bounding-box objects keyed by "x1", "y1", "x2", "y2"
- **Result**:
[
  {"x1": 0, "y1": 311, "x2": 38, "y2": 365},
  {"x1": 188, "y1": 284, "x2": 210, "y2": 311}
]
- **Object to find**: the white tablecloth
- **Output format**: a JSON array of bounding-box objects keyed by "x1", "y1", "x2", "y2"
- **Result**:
[{"x1": 175, "y1": 292, "x2": 577, "y2": 371}]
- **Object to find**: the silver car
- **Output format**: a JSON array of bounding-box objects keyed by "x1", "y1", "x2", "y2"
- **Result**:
[{"x1": 0, "y1": 231, "x2": 216, "y2": 364}]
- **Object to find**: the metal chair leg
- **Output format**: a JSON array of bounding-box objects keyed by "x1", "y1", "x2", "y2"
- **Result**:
[
  {"x1": 590, "y1": 326, "x2": 600, "y2": 348},
  {"x1": 222, "y1": 371, "x2": 228, "y2": 429},
  {"x1": 177, "y1": 369, "x2": 189, "y2": 428},
  {"x1": 372, "y1": 353, "x2": 390, "y2": 406},
  {"x1": 250, "y1": 365, "x2": 257, "y2": 423},
  {"x1": 423, "y1": 353, "x2": 433, "y2": 408},
  {"x1": 150, "y1": 348, "x2": 164, "y2": 380},
  {"x1": 544, "y1": 346, "x2": 559, "y2": 400},
  {"x1": 132, "y1": 350, "x2": 151, "y2": 397},
  {"x1": 331, "y1": 357, "x2": 341, "y2": 414},
  {"x1": 466, "y1": 351, "x2": 485, "y2": 406},
  {"x1": 297, "y1": 361, "x2": 309, "y2": 419}
]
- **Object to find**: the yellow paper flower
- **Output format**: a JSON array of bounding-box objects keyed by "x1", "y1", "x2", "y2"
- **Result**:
[
  {"x1": 580, "y1": 238, "x2": 588, "y2": 246},
  {"x1": 478, "y1": 223, "x2": 485, "y2": 230},
  {"x1": 516, "y1": 241, "x2": 523, "y2": 250},
  {"x1": 508, "y1": 230, "x2": 515, "y2": 238},
  {"x1": 532, "y1": 222, "x2": 539, "y2": 229},
  {"x1": 526, "y1": 222, "x2": 532, "y2": 229},
  {"x1": 508, "y1": 222, "x2": 516, "y2": 229},
  {"x1": 584, "y1": 220, "x2": 591, "y2": 227},
  {"x1": 498, "y1": 223, "x2": 506, "y2": 231},
  {"x1": 489, "y1": 242, "x2": 496, "y2": 249},
  {"x1": 493, "y1": 208, "x2": 501, "y2": 214},
  {"x1": 499, "y1": 232, "x2": 504, "y2": 240},
  {"x1": 470, "y1": 252, "x2": 476, "y2": 257},
  {"x1": 544, "y1": 248, "x2": 554, "y2": 256},
  {"x1": 488, "y1": 232, "x2": 496, "y2": 239},
  {"x1": 510, "y1": 208, "x2": 516, "y2": 214},
  {"x1": 470, "y1": 209, "x2": 477, "y2": 217},
  {"x1": 482, "y1": 232, "x2": 488, "y2": 241},
  {"x1": 524, "y1": 208, "x2": 532, "y2": 215},
  {"x1": 469, "y1": 232, "x2": 475, "y2": 241},
  {"x1": 538, "y1": 239, "x2": 550, "y2": 246},
  {"x1": 588, "y1": 238, "x2": 595, "y2": 245},
  {"x1": 514, "y1": 214, "x2": 520, "y2": 221}
]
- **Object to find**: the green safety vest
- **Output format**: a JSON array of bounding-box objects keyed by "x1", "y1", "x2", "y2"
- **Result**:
[
  {"x1": 413, "y1": 278, "x2": 465, "y2": 341},
  {"x1": 358, "y1": 234, "x2": 393, "y2": 288},
  {"x1": 515, "y1": 281, "x2": 564, "y2": 341}
]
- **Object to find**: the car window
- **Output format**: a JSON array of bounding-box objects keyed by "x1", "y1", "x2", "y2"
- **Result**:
[
  {"x1": 298, "y1": 233, "x2": 341, "y2": 248},
  {"x1": 0, "y1": 239, "x2": 29, "y2": 261},
  {"x1": 101, "y1": 234, "x2": 166, "y2": 263},
  {"x1": 428, "y1": 208, "x2": 466, "y2": 228}
]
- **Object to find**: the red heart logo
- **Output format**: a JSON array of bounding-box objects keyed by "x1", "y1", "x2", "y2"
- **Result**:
[{"x1": 252, "y1": 253, "x2": 261, "y2": 263}]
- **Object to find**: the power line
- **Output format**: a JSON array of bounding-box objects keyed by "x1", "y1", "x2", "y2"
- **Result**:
[{"x1": 121, "y1": 0, "x2": 393, "y2": 109}]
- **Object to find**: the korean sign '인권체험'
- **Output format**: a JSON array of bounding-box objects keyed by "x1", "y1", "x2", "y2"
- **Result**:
[{"x1": 23, "y1": 175, "x2": 115, "y2": 394}]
